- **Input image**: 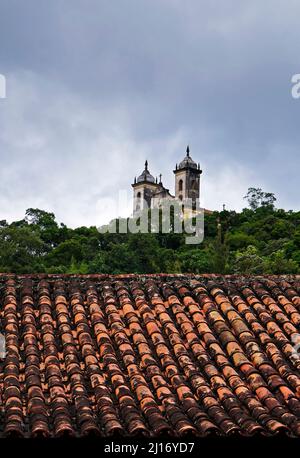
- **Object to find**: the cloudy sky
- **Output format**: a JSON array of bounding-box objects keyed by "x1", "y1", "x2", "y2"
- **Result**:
[{"x1": 0, "y1": 0, "x2": 299, "y2": 227}]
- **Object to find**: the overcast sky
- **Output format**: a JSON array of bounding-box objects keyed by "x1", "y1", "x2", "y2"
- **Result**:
[{"x1": 0, "y1": 0, "x2": 299, "y2": 227}]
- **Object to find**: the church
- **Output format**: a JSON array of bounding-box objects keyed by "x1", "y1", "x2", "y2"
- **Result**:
[{"x1": 132, "y1": 146, "x2": 202, "y2": 215}]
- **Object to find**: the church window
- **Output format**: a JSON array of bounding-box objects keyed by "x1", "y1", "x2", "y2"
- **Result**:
[{"x1": 136, "y1": 192, "x2": 141, "y2": 211}]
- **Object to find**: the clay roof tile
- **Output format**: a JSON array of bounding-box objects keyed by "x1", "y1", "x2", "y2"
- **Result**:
[{"x1": 0, "y1": 273, "x2": 299, "y2": 437}]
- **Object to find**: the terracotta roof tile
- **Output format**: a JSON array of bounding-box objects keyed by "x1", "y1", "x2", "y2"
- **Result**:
[{"x1": 0, "y1": 274, "x2": 300, "y2": 436}]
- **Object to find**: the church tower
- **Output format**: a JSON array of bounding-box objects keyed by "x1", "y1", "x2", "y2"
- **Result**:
[
  {"x1": 132, "y1": 160, "x2": 159, "y2": 215},
  {"x1": 174, "y1": 145, "x2": 202, "y2": 205}
]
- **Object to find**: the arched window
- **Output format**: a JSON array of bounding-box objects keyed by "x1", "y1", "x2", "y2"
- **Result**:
[
  {"x1": 178, "y1": 179, "x2": 183, "y2": 192},
  {"x1": 136, "y1": 192, "x2": 141, "y2": 211},
  {"x1": 178, "y1": 194, "x2": 183, "y2": 201}
]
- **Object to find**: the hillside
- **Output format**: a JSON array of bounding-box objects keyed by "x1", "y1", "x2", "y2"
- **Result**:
[{"x1": 0, "y1": 189, "x2": 299, "y2": 275}]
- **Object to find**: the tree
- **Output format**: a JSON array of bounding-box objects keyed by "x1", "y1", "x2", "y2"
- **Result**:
[
  {"x1": 127, "y1": 234, "x2": 161, "y2": 273},
  {"x1": 0, "y1": 203, "x2": 298, "y2": 275},
  {"x1": 264, "y1": 250, "x2": 299, "y2": 274},
  {"x1": 98, "y1": 243, "x2": 137, "y2": 274},
  {"x1": 25, "y1": 208, "x2": 64, "y2": 247},
  {"x1": 25, "y1": 208, "x2": 56, "y2": 226},
  {"x1": 178, "y1": 249, "x2": 214, "y2": 273},
  {"x1": 45, "y1": 239, "x2": 83, "y2": 266},
  {"x1": 0, "y1": 225, "x2": 46, "y2": 273},
  {"x1": 234, "y1": 245, "x2": 265, "y2": 275},
  {"x1": 244, "y1": 188, "x2": 276, "y2": 210},
  {"x1": 67, "y1": 257, "x2": 89, "y2": 274},
  {"x1": 226, "y1": 232, "x2": 257, "y2": 250}
]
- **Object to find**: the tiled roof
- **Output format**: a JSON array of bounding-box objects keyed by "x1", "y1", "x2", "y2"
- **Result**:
[{"x1": 1, "y1": 274, "x2": 300, "y2": 438}]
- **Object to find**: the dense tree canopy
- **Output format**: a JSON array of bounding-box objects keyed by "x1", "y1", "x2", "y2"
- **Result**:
[{"x1": 0, "y1": 188, "x2": 299, "y2": 274}]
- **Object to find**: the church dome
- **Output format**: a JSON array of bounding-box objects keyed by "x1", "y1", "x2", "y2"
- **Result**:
[
  {"x1": 137, "y1": 160, "x2": 155, "y2": 183},
  {"x1": 178, "y1": 145, "x2": 197, "y2": 170}
]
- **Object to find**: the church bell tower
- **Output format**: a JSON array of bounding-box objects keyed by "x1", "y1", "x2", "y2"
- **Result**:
[
  {"x1": 174, "y1": 145, "x2": 202, "y2": 205},
  {"x1": 132, "y1": 160, "x2": 158, "y2": 215}
]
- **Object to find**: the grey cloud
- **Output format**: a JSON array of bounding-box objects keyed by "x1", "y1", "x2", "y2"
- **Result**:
[{"x1": 0, "y1": 0, "x2": 299, "y2": 226}]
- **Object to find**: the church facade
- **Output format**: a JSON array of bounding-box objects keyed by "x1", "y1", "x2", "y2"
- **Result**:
[{"x1": 132, "y1": 146, "x2": 202, "y2": 216}]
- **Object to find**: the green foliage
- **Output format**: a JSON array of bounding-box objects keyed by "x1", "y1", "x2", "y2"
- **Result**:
[
  {"x1": 0, "y1": 188, "x2": 299, "y2": 274},
  {"x1": 244, "y1": 187, "x2": 276, "y2": 211},
  {"x1": 234, "y1": 245, "x2": 265, "y2": 275},
  {"x1": 263, "y1": 250, "x2": 299, "y2": 274},
  {"x1": 178, "y1": 249, "x2": 214, "y2": 273},
  {"x1": 0, "y1": 224, "x2": 47, "y2": 273},
  {"x1": 226, "y1": 232, "x2": 257, "y2": 251}
]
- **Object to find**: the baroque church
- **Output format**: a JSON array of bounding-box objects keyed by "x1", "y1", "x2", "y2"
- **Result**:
[{"x1": 132, "y1": 146, "x2": 202, "y2": 216}]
